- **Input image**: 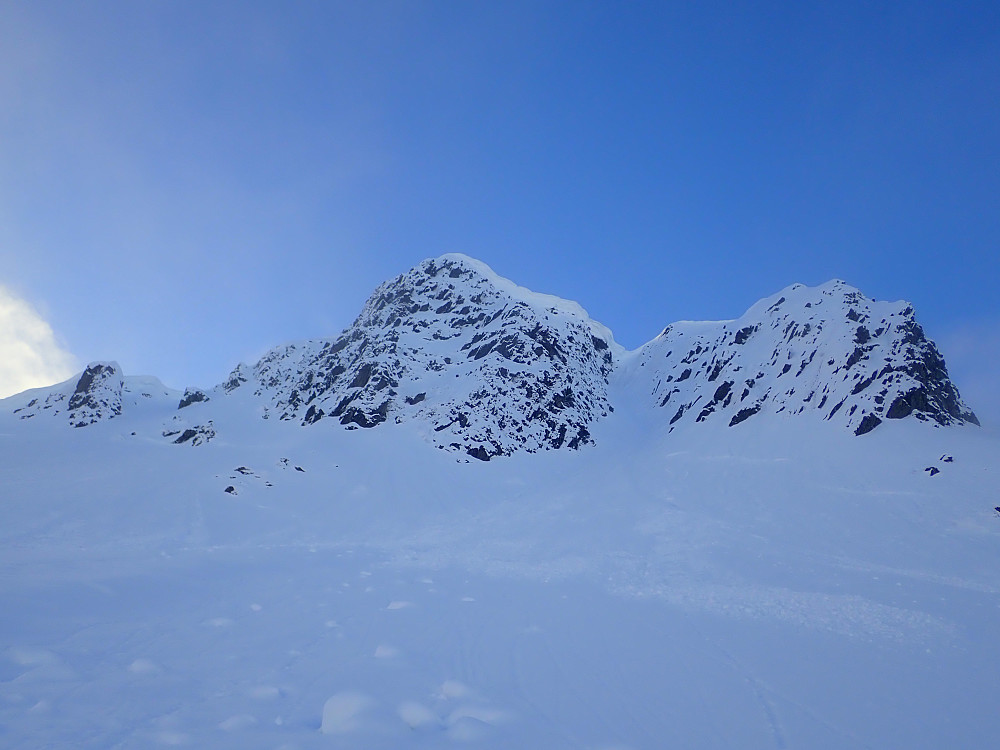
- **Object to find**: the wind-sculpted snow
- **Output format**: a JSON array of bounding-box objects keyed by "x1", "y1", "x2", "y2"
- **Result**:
[
  {"x1": 223, "y1": 254, "x2": 619, "y2": 460},
  {"x1": 630, "y1": 280, "x2": 978, "y2": 435}
]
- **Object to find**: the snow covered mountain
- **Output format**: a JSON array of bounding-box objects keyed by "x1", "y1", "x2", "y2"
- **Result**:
[
  {"x1": 1, "y1": 256, "x2": 998, "y2": 750},
  {"x1": 7, "y1": 361, "x2": 179, "y2": 427},
  {"x1": 3, "y1": 255, "x2": 978, "y2": 458},
  {"x1": 220, "y1": 255, "x2": 619, "y2": 460},
  {"x1": 625, "y1": 279, "x2": 978, "y2": 436}
]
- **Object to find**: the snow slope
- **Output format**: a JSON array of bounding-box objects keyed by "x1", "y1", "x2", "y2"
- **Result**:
[{"x1": 1, "y1": 257, "x2": 997, "y2": 749}]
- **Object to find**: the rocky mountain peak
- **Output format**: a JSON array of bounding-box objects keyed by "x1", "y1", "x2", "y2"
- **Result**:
[
  {"x1": 631, "y1": 279, "x2": 978, "y2": 435},
  {"x1": 10, "y1": 361, "x2": 125, "y2": 427},
  {"x1": 66, "y1": 362, "x2": 125, "y2": 427},
  {"x1": 2, "y1": 262, "x2": 978, "y2": 453},
  {"x1": 223, "y1": 254, "x2": 619, "y2": 459}
]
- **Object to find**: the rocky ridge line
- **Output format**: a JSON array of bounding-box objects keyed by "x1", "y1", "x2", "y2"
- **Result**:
[
  {"x1": 3, "y1": 259, "x2": 978, "y2": 455},
  {"x1": 629, "y1": 280, "x2": 978, "y2": 435},
  {"x1": 222, "y1": 254, "x2": 618, "y2": 460}
]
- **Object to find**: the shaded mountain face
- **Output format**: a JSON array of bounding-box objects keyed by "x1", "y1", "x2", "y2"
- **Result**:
[
  {"x1": 629, "y1": 280, "x2": 978, "y2": 435},
  {"x1": 9, "y1": 363, "x2": 179, "y2": 428},
  {"x1": 222, "y1": 255, "x2": 618, "y2": 460},
  {"x1": 11, "y1": 362, "x2": 125, "y2": 427},
  {"x1": 2, "y1": 259, "x2": 978, "y2": 454}
]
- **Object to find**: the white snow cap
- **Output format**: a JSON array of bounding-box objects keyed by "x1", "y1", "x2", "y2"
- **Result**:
[
  {"x1": 434, "y1": 253, "x2": 621, "y2": 352},
  {"x1": 1, "y1": 264, "x2": 977, "y2": 447}
]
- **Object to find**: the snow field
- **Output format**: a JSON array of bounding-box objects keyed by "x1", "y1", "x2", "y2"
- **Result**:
[{"x1": 1, "y1": 378, "x2": 999, "y2": 748}]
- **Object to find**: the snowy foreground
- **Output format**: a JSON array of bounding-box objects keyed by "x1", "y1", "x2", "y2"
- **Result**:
[{"x1": 2, "y1": 389, "x2": 999, "y2": 749}]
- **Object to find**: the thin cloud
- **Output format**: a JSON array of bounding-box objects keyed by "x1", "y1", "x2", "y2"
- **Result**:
[{"x1": 0, "y1": 285, "x2": 78, "y2": 399}]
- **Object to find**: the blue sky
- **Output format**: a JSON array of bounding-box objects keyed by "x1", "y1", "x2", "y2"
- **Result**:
[{"x1": 1, "y1": 1, "x2": 998, "y2": 423}]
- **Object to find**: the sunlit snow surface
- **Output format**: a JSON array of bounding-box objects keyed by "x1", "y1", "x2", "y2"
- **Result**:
[{"x1": 1, "y1": 383, "x2": 999, "y2": 749}]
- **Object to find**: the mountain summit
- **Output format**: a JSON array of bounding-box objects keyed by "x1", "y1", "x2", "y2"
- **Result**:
[
  {"x1": 221, "y1": 254, "x2": 619, "y2": 460},
  {"x1": 1, "y1": 256, "x2": 996, "y2": 750},
  {"x1": 624, "y1": 279, "x2": 978, "y2": 436},
  {"x1": 3, "y1": 255, "x2": 978, "y2": 456}
]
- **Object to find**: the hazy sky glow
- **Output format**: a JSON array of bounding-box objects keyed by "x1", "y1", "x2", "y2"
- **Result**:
[{"x1": 1, "y1": 1, "x2": 997, "y2": 423}]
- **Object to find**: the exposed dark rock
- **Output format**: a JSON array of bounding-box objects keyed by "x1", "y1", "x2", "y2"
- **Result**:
[
  {"x1": 222, "y1": 366, "x2": 249, "y2": 393},
  {"x1": 734, "y1": 325, "x2": 757, "y2": 345},
  {"x1": 660, "y1": 389, "x2": 678, "y2": 407},
  {"x1": 173, "y1": 429, "x2": 200, "y2": 444},
  {"x1": 71, "y1": 370, "x2": 99, "y2": 400},
  {"x1": 851, "y1": 372, "x2": 878, "y2": 396},
  {"x1": 165, "y1": 421, "x2": 215, "y2": 446},
  {"x1": 881, "y1": 324, "x2": 979, "y2": 426},
  {"x1": 713, "y1": 381, "x2": 733, "y2": 403},
  {"x1": 854, "y1": 413, "x2": 882, "y2": 435},
  {"x1": 304, "y1": 405, "x2": 325, "y2": 425},
  {"x1": 729, "y1": 404, "x2": 761, "y2": 426},
  {"x1": 178, "y1": 388, "x2": 209, "y2": 409},
  {"x1": 845, "y1": 347, "x2": 866, "y2": 369},
  {"x1": 64, "y1": 363, "x2": 124, "y2": 427},
  {"x1": 549, "y1": 424, "x2": 568, "y2": 449},
  {"x1": 467, "y1": 445, "x2": 491, "y2": 461},
  {"x1": 924, "y1": 466, "x2": 940, "y2": 476},
  {"x1": 349, "y1": 363, "x2": 374, "y2": 389}
]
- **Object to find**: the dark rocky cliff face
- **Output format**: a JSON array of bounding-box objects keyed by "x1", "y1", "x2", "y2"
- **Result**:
[
  {"x1": 630, "y1": 280, "x2": 977, "y2": 435},
  {"x1": 223, "y1": 255, "x2": 619, "y2": 460},
  {"x1": 66, "y1": 363, "x2": 125, "y2": 427},
  {"x1": 879, "y1": 316, "x2": 978, "y2": 426},
  {"x1": 4, "y1": 261, "x2": 978, "y2": 452},
  {"x1": 10, "y1": 362, "x2": 125, "y2": 427}
]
